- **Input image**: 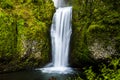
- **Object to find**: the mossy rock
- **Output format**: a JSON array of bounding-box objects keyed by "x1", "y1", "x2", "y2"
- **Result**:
[
  {"x1": 0, "y1": 0, "x2": 55, "y2": 73},
  {"x1": 71, "y1": 0, "x2": 120, "y2": 67}
]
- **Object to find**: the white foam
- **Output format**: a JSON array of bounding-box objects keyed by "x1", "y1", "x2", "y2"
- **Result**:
[{"x1": 36, "y1": 67, "x2": 73, "y2": 74}]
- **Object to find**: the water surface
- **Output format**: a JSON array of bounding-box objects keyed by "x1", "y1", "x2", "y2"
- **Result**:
[{"x1": 0, "y1": 69, "x2": 77, "y2": 80}]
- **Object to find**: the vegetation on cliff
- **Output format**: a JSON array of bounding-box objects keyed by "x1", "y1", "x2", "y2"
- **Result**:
[
  {"x1": 71, "y1": 0, "x2": 120, "y2": 66},
  {"x1": 70, "y1": 0, "x2": 120, "y2": 79},
  {"x1": 0, "y1": 0, "x2": 120, "y2": 79},
  {"x1": 0, "y1": 0, "x2": 54, "y2": 72}
]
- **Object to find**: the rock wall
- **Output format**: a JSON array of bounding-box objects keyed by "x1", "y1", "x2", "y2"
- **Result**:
[
  {"x1": 0, "y1": 0, "x2": 55, "y2": 73},
  {"x1": 70, "y1": 0, "x2": 120, "y2": 67}
]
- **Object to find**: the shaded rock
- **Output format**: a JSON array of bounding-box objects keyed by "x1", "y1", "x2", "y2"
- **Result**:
[{"x1": 88, "y1": 40, "x2": 116, "y2": 59}]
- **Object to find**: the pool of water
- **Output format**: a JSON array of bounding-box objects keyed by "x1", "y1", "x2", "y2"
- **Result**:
[{"x1": 0, "y1": 68, "x2": 78, "y2": 80}]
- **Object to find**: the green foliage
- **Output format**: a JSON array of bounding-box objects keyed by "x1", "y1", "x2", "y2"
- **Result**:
[
  {"x1": 0, "y1": 0, "x2": 14, "y2": 9},
  {"x1": 0, "y1": 0, "x2": 54, "y2": 72},
  {"x1": 97, "y1": 58, "x2": 120, "y2": 80},
  {"x1": 0, "y1": 10, "x2": 17, "y2": 59},
  {"x1": 71, "y1": 0, "x2": 120, "y2": 77},
  {"x1": 70, "y1": 58, "x2": 120, "y2": 80},
  {"x1": 71, "y1": 0, "x2": 120, "y2": 66},
  {"x1": 84, "y1": 67, "x2": 96, "y2": 80}
]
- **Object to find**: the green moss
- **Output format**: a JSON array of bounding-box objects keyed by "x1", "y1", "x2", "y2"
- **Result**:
[
  {"x1": 71, "y1": 0, "x2": 120, "y2": 66},
  {"x1": 0, "y1": 0, "x2": 54, "y2": 72}
]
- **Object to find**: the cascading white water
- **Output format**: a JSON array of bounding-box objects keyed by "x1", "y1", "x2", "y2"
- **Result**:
[
  {"x1": 51, "y1": 7, "x2": 72, "y2": 67},
  {"x1": 37, "y1": 0, "x2": 73, "y2": 73}
]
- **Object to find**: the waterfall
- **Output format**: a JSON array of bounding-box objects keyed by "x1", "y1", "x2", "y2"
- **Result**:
[
  {"x1": 38, "y1": 0, "x2": 72, "y2": 73},
  {"x1": 51, "y1": 7, "x2": 72, "y2": 67},
  {"x1": 52, "y1": 0, "x2": 66, "y2": 8}
]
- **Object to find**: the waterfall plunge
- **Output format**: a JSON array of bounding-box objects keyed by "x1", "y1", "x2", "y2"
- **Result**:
[
  {"x1": 38, "y1": 0, "x2": 72, "y2": 73},
  {"x1": 51, "y1": 7, "x2": 72, "y2": 67}
]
